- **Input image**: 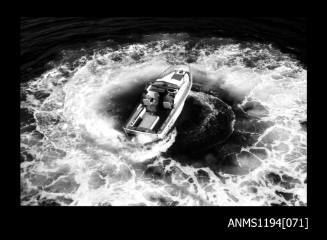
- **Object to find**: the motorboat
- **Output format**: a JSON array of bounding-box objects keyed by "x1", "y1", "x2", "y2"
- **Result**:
[{"x1": 123, "y1": 65, "x2": 192, "y2": 141}]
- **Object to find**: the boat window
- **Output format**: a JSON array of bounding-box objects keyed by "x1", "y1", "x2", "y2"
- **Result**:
[
  {"x1": 153, "y1": 81, "x2": 179, "y2": 89},
  {"x1": 143, "y1": 91, "x2": 159, "y2": 112},
  {"x1": 153, "y1": 81, "x2": 165, "y2": 86},
  {"x1": 149, "y1": 85, "x2": 165, "y2": 92}
]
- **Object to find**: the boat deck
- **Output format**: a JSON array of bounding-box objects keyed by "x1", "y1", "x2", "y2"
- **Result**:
[
  {"x1": 124, "y1": 65, "x2": 192, "y2": 138},
  {"x1": 152, "y1": 105, "x2": 172, "y2": 132}
]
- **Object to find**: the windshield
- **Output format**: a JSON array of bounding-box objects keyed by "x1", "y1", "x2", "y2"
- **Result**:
[{"x1": 153, "y1": 81, "x2": 178, "y2": 89}]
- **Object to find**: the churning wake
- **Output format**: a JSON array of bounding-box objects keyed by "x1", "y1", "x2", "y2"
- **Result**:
[{"x1": 20, "y1": 33, "x2": 307, "y2": 206}]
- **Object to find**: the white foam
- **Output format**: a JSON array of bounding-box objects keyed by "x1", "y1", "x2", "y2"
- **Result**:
[{"x1": 20, "y1": 35, "x2": 306, "y2": 206}]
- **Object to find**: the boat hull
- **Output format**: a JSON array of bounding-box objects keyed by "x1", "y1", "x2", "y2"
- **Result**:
[{"x1": 123, "y1": 65, "x2": 192, "y2": 142}]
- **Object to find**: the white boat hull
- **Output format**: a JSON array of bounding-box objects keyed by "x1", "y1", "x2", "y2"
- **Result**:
[{"x1": 123, "y1": 65, "x2": 192, "y2": 142}]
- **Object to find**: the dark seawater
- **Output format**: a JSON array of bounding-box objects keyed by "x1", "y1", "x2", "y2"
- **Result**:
[
  {"x1": 21, "y1": 17, "x2": 306, "y2": 82},
  {"x1": 20, "y1": 17, "x2": 307, "y2": 206}
]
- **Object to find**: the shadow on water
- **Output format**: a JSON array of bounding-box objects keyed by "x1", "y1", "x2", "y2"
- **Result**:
[
  {"x1": 106, "y1": 81, "x2": 147, "y2": 129},
  {"x1": 99, "y1": 73, "x2": 160, "y2": 131},
  {"x1": 170, "y1": 98, "x2": 274, "y2": 175},
  {"x1": 168, "y1": 84, "x2": 274, "y2": 175}
]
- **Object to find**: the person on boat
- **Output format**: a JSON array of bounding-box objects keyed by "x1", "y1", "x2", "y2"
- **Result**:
[
  {"x1": 163, "y1": 89, "x2": 174, "y2": 110},
  {"x1": 142, "y1": 91, "x2": 159, "y2": 112}
]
